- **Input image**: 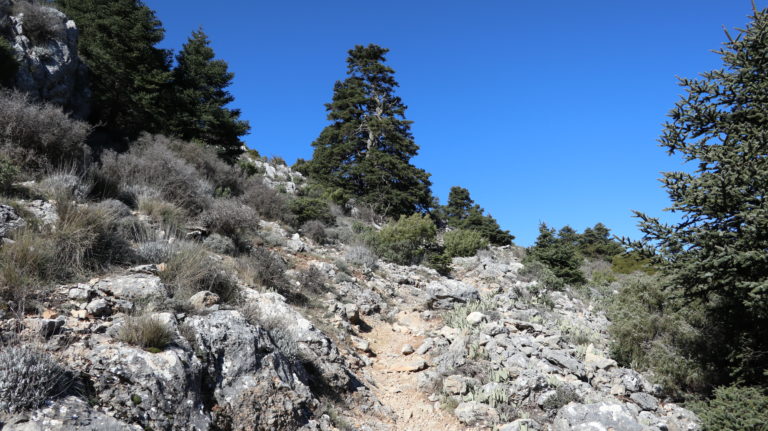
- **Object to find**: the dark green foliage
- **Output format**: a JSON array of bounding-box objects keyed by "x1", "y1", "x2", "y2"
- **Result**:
[
  {"x1": 443, "y1": 186, "x2": 514, "y2": 246},
  {"x1": 289, "y1": 197, "x2": 335, "y2": 228},
  {"x1": 631, "y1": 7, "x2": 768, "y2": 386},
  {"x1": 611, "y1": 252, "x2": 655, "y2": 275},
  {"x1": 168, "y1": 29, "x2": 249, "y2": 161},
  {"x1": 304, "y1": 44, "x2": 433, "y2": 217},
  {"x1": 55, "y1": 0, "x2": 171, "y2": 137},
  {"x1": 579, "y1": 223, "x2": 623, "y2": 259},
  {"x1": 527, "y1": 223, "x2": 585, "y2": 285},
  {"x1": 0, "y1": 157, "x2": 18, "y2": 193},
  {"x1": 0, "y1": 37, "x2": 17, "y2": 87},
  {"x1": 443, "y1": 229, "x2": 489, "y2": 258},
  {"x1": 368, "y1": 213, "x2": 437, "y2": 265},
  {"x1": 692, "y1": 385, "x2": 768, "y2": 431},
  {"x1": 606, "y1": 274, "x2": 706, "y2": 395}
]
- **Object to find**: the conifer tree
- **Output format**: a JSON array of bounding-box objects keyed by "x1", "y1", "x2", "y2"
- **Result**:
[
  {"x1": 169, "y1": 29, "x2": 249, "y2": 162},
  {"x1": 444, "y1": 186, "x2": 514, "y2": 245},
  {"x1": 304, "y1": 44, "x2": 432, "y2": 217},
  {"x1": 633, "y1": 6, "x2": 768, "y2": 386},
  {"x1": 55, "y1": 0, "x2": 171, "y2": 137},
  {"x1": 529, "y1": 223, "x2": 585, "y2": 285}
]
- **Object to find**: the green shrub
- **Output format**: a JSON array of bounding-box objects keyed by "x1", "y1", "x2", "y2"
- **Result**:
[
  {"x1": 605, "y1": 274, "x2": 706, "y2": 395},
  {"x1": 289, "y1": 196, "x2": 335, "y2": 228},
  {"x1": 692, "y1": 385, "x2": 768, "y2": 431},
  {"x1": 611, "y1": 252, "x2": 656, "y2": 275},
  {"x1": 443, "y1": 229, "x2": 489, "y2": 258},
  {"x1": 0, "y1": 37, "x2": 17, "y2": 87},
  {"x1": 367, "y1": 213, "x2": 437, "y2": 266},
  {"x1": 0, "y1": 156, "x2": 18, "y2": 193},
  {"x1": 425, "y1": 251, "x2": 452, "y2": 276},
  {"x1": 528, "y1": 223, "x2": 585, "y2": 285},
  {"x1": 116, "y1": 314, "x2": 173, "y2": 351},
  {"x1": 518, "y1": 259, "x2": 565, "y2": 291}
]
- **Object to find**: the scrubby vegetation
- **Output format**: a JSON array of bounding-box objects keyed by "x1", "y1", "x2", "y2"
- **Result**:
[{"x1": 0, "y1": 345, "x2": 71, "y2": 414}]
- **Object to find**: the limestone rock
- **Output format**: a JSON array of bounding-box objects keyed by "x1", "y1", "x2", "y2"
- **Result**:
[
  {"x1": 426, "y1": 279, "x2": 480, "y2": 309},
  {"x1": 454, "y1": 401, "x2": 499, "y2": 426},
  {"x1": 7, "y1": 5, "x2": 90, "y2": 117},
  {"x1": 188, "y1": 290, "x2": 220, "y2": 310},
  {"x1": 553, "y1": 402, "x2": 644, "y2": 431},
  {"x1": 0, "y1": 204, "x2": 25, "y2": 238}
]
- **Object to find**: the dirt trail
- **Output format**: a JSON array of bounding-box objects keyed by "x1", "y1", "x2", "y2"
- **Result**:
[{"x1": 360, "y1": 310, "x2": 468, "y2": 431}]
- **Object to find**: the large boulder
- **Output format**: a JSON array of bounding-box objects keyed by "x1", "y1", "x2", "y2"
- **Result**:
[
  {"x1": 553, "y1": 402, "x2": 644, "y2": 431},
  {"x1": 426, "y1": 279, "x2": 480, "y2": 309},
  {"x1": 5, "y1": 3, "x2": 90, "y2": 117}
]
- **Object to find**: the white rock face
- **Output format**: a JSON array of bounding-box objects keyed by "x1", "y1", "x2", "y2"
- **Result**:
[{"x1": 5, "y1": 4, "x2": 90, "y2": 117}]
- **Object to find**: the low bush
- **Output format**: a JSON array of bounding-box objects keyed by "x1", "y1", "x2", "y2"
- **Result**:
[
  {"x1": 0, "y1": 345, "x2": 71, "y2": 414},
  {"x1": 135, "y1": 240, "x2": 175, "y2": 264},
  {"x1": 541, "y1": 384, "x2": 582, "y2": 411},
  {"x1": 367, "y1": 213, "x2": 437, "y2": 266},
  {"x1": 289, "y1": 196, "x2": 335, "y2": 228},
  {"x1": 300, "y1": 220, "x2": 327, "y2": 244},
  {"x1": 443, "y1": 229, "x2": 489, "y2": 258},
  {"x1": 692, "y1": 385, "x2": 768, "y2": 431},
  {"x1": 116, "y1": 314, "x2": 173, "y2": 351},
  {"x1": 138, "y1": 197, "x2": 187, "y2": 236},
  {"x1": 1, "y1": 194, "x2": 133, "y2": 302},
  {"x1": 518, "y1": 259, "x2": 565, "y2": 292},
  {"x1": 344, "y1": 244, "x2": 378, "y2": 270},
  {"x1": 97, "y1": 135, "x2": 214, "y2": 214},
  {"x1": 0, "y1": 156, "x2": 18, "y2": 193},
  {"x1": 606, "y1": 274, "x2": 707, "y2": 395},
  {"x1": 611, "y1": 252, "x2": 656, "y2": 275},
  {"x1": 297, "y1": 266, "x2": 327, "y2": 296},
  {"x1": 240, "y1": 178, "x2": 291, "y2": 223},
  {"x1": 198, "y1": 197, "x2": 258, "y2": 241},
  {"x1": 236, "y1": 247, "x2": 293, "y2": 299},
  {"x1": 0, "y1": 90, "x2": 90, "y2": 174},
  {"x1": 158, "y1": 242, "x2": 238, "y2": 302},
  {"x1": 166, "y1": 139, "x2": 246, "y2": 197},
  {"x1": 12, "y1": 1, "x2": 64, "y2": 45}
]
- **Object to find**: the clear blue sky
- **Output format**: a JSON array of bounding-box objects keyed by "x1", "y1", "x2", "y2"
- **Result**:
[{"x1": 146, "y1": 0, "x2": 763, "y2": 246}]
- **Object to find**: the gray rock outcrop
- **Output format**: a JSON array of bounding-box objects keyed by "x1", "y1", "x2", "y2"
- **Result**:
[{"x1": 2, "y1": 2, "x2": 89, "y2": 117}]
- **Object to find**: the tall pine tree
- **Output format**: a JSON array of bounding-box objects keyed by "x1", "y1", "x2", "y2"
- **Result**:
[
  {"x1": 169, "y1": 29, "x2": 249, "y2": 162},
  {"x1": 304, "y1": 44, "x2": 432, "y2": 217},
  {"x1": 55, "y1": 0, "x2": 171, "y2": 138},
  {"x1": 633, "y1": 6, "x2": 768, "y2": 386}
]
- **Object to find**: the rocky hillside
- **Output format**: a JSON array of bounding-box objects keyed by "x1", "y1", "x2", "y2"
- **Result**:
[{"x1": 0, "y1": 157, "x2": 700, "y2": 431}]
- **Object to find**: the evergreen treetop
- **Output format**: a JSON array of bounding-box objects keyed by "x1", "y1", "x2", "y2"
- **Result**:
[
  {"x1": 304, "y1": 44, "x2": 433, "y2": 217},
  {"x1": 55, "y1": 0, "x2": 172, "y2": 138},
  {"x1": 170, "y1": 28, "x2": 250, "y2": 162},
  {"x1": 444, "y1": 186, "x2": 514, "y2": 246}
]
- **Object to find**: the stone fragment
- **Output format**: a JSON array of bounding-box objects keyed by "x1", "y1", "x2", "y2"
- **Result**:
[
  {"x1": 630, "y1": 392, "x2": 660, "y2": 411},
  {"x1": 401, "y1": 344, "x2": 414, "y2": 355},
  {"x1": 466, "y1": 311, "x2": 487, "y2": 325},
  {"x1": 454, "y1": 401, "x2": 499, "y2": 426},
  {"x1": 188, "y1": 290, "x2": 220, "y2": 310},
  {"x1": 85, "y1": 298, "x2": 110, "y2": 317}
]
